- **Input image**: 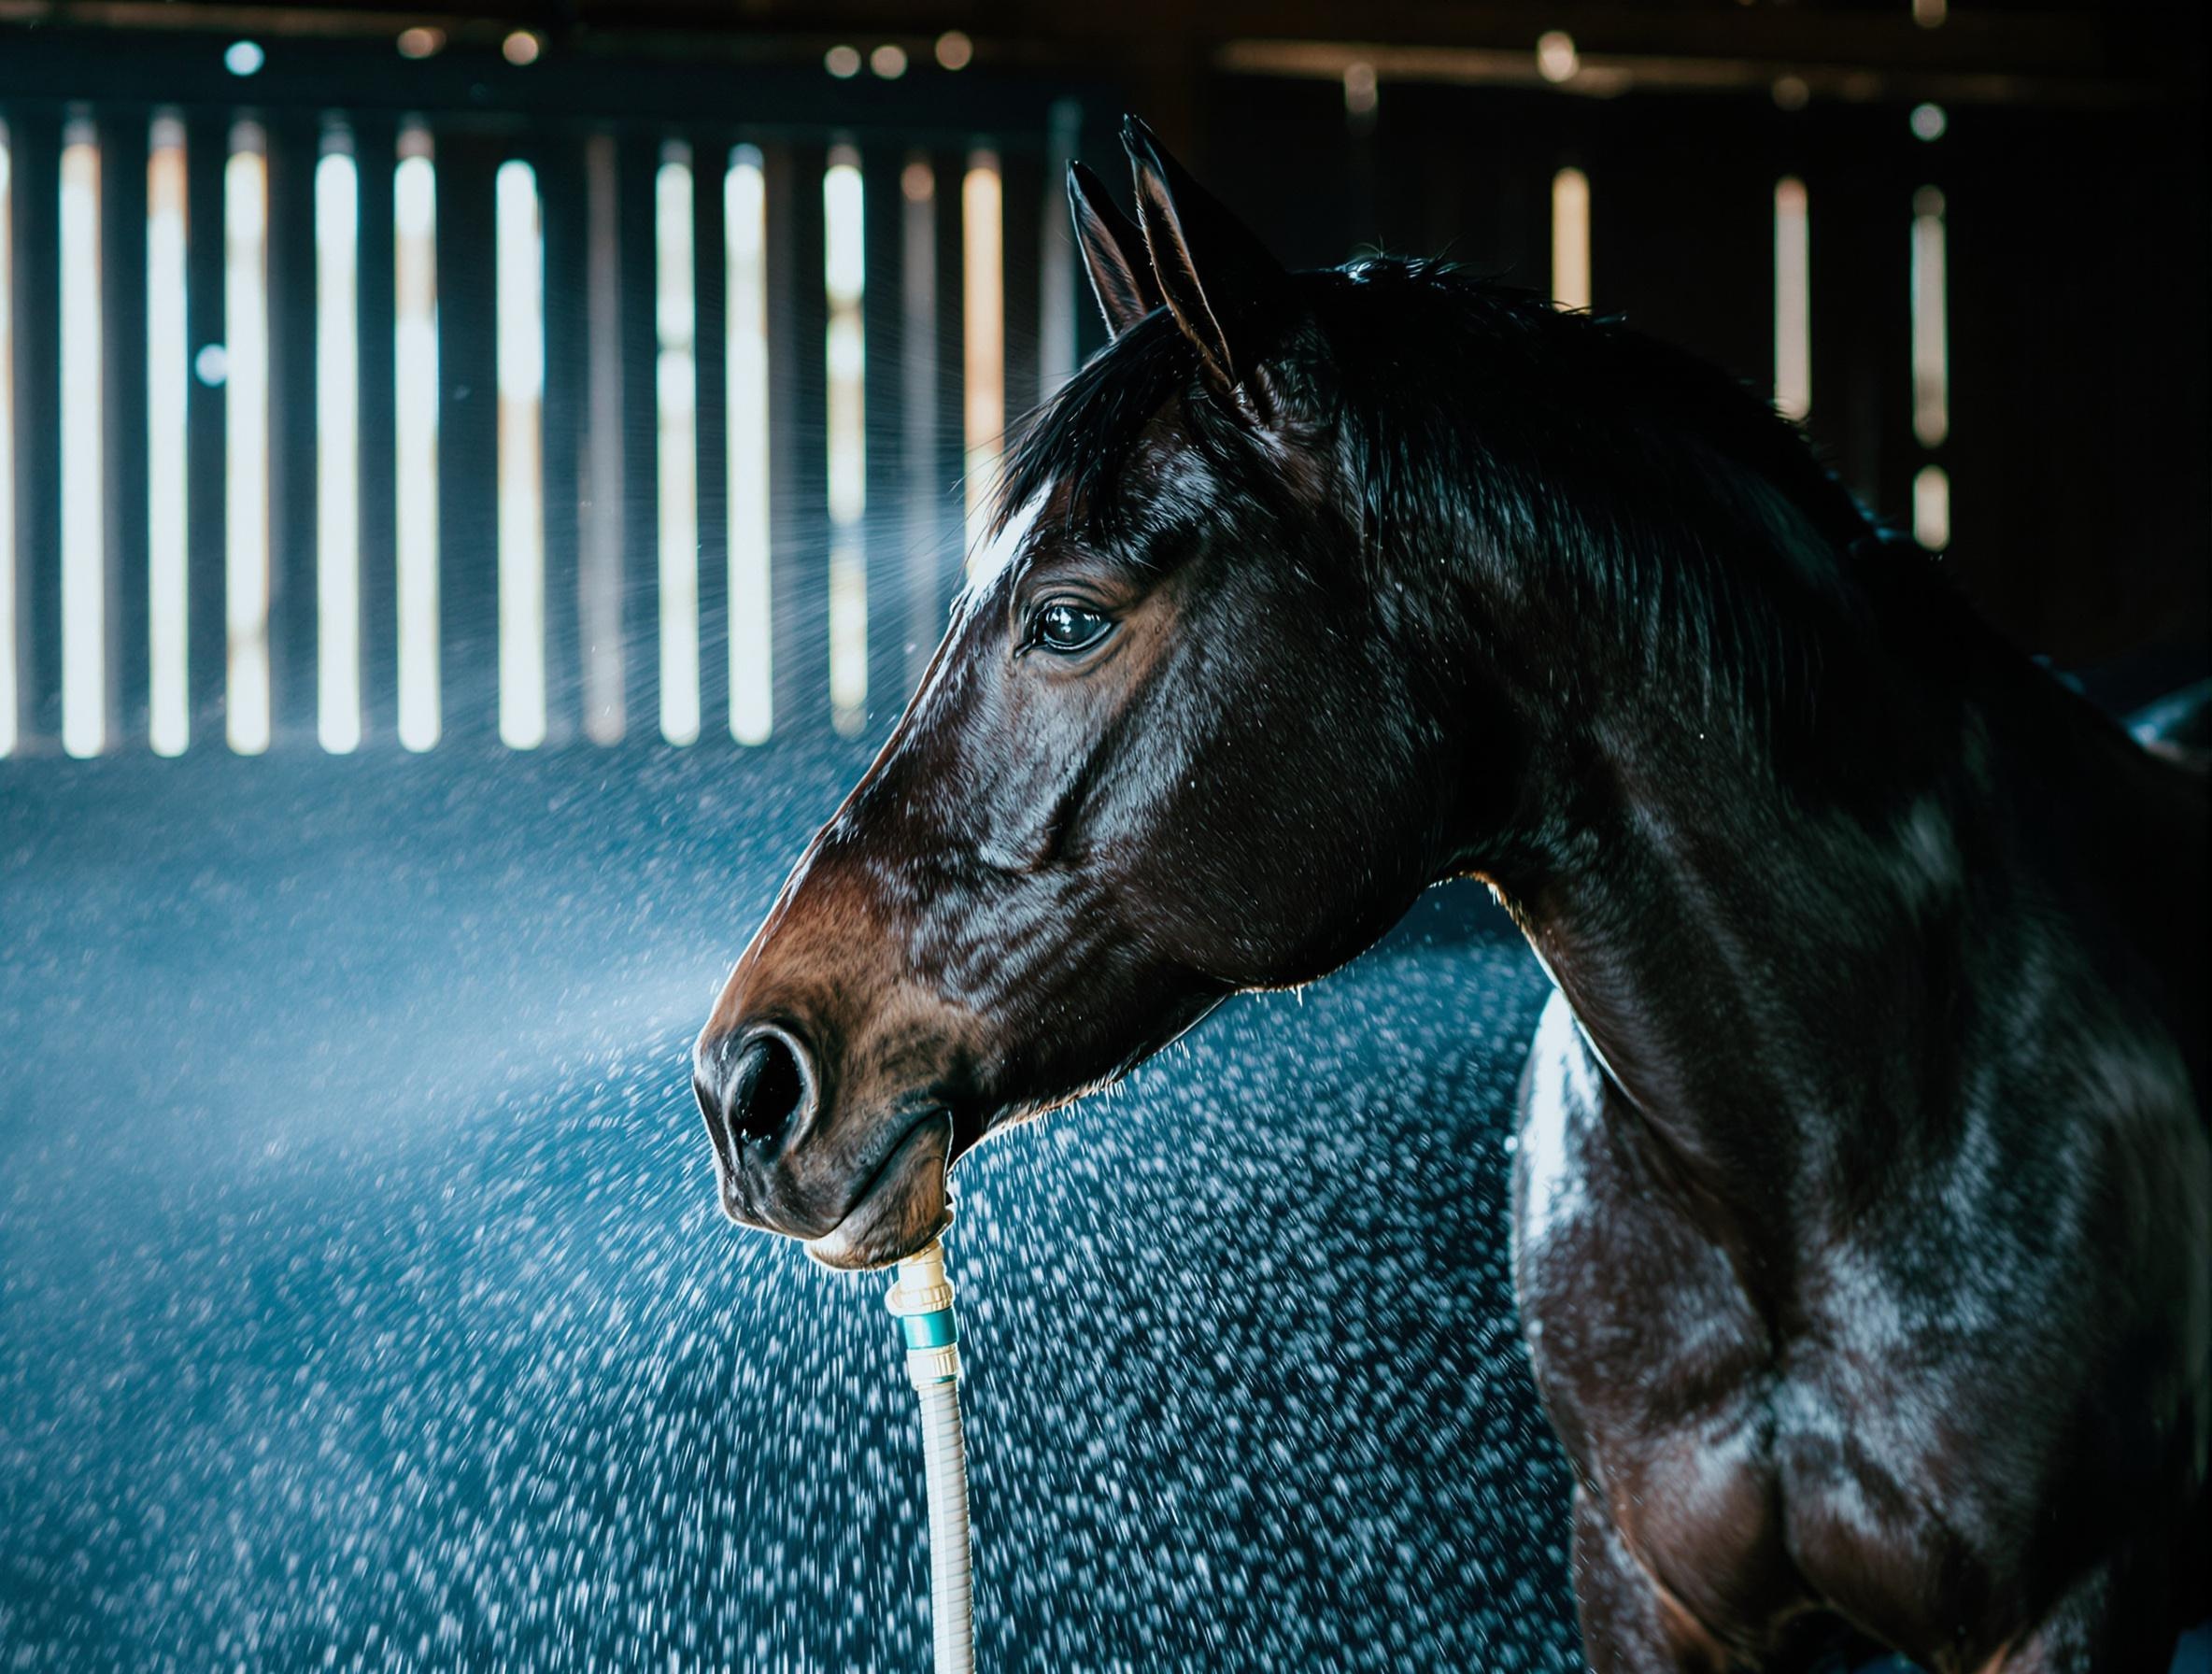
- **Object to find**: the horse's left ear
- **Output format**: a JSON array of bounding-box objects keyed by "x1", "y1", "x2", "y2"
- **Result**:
[
  {"x1": 1069, "y1": 162, "x2": 1162, "y2": 338},
  {"x1": 1120, "y1": 116, "x2": 1290, "y2": 417}
]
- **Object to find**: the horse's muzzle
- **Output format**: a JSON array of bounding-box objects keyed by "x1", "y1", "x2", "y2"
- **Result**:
[{"x1": 693, "y1": 1022, "x2": 954, "y2": 1268}]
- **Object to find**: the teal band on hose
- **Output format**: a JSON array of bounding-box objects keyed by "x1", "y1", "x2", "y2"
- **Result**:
[{"x1": 900, "y1": 1310, "x2": 958, "y2": 1351}]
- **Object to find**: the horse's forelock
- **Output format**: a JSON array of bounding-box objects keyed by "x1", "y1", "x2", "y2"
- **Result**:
[
  {"x1": 993, "y1": 308, "x2": 1200, "y2": 546},
  {"x1": 995, "y1": 264, "x2": 1463, "y2": 567}
]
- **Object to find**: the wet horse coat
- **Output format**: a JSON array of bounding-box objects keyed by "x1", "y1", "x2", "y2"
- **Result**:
[{"x1": 695, "y1": 121, "x2": 2209, "y2": 1669}]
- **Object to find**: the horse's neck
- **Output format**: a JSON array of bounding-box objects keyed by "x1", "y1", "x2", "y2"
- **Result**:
[
  {"x1": 1495, "y1": 605, "x2": 2203, "y2": 1282},
  {"x1": 1511, "y1": 741, "x2": 1949, "y2": 1256},
  {"x1": 1495, "y1": 623, "x2": 2162, "y2": 1284}
]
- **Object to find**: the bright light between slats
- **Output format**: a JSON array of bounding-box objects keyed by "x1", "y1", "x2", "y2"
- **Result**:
[
  {"x1": 316, "y1": 145, "x2": 362, "y2": 753},
  {"x1": 60, "y1": 121, "x2": 106, "y2": 759},
  {"x1": 148, "y1": 118, "x2": 190, "y2": 756},
  {"x1": 1914, "y1": 464, "x2": 1950, "y2": 550},
  {"x1": 0, "y1": 121, "x2": 18, "y2": 757},
  {"x1": 580, "y1": 134, "x2": 623, "y2": 745},
  {"x1": 394, "y1": 133, "x2": 440, "y2": 751},
  {"x1": 1040, "y1": 102, "x2": 1081, "y2": 398},
  {"x1": 725, "y1": 146, "x2": 772, "y2": 745},
  {"x1": 224, "y1": 126, "x2": 272, "y2": 754},
  {"x1": 900, "y1": 157, "x2": 940, "y2": 702},
  {"x1": 825, "y1": 150, "x2": 868, "y2": 738},
  {"x1": 1552, "y1": 167, "x2": 1591, "y2": 313},
  {"x1": 1911, "y1": 186, "x2": 1949, "y2": 448},
  {"x1": 1773, "y1": 177, "x2": 1811, "y2": 422},
  {"x1": 962, "y1": 153, "x2": 1004, "y2": 564},
  {"x1": 495, "y1": 159, "x2": 546, "y2": 749},
  {"x1": 655, "y1": 149, "x2": 699, "y2": 747}
]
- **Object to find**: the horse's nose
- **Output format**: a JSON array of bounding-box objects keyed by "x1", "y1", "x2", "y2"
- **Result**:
[{"x1": 695, "y1": 1025, "x2": 816, "y2": 1158}]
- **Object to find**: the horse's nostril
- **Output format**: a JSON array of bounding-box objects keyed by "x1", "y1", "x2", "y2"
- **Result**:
[{"x1": 723, "y1": 1030, "x2": 811, "y2": 1148}]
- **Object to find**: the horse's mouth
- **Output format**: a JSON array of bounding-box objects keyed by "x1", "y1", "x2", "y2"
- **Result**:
[{"x1": 801, "y1": 1111, "x2": 955, "y2": 1271}]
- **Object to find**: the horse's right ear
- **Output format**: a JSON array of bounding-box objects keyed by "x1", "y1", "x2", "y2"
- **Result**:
[
  {"x1": 1119, "y1": 116, "x2": 1289, "y2": 414},
  {"x1": 1068, "y1": 163, "x2": 1161, "y2": 338}
]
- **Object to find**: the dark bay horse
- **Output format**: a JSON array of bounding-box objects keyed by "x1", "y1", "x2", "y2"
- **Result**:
[{"x1": 695, "y1": 119, "x2": 2209, "y2": 1671}]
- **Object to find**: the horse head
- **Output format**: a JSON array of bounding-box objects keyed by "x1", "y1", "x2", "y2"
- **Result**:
[{"x1": 692, "y1": 121, "x2": 1501, "y2": 1268}]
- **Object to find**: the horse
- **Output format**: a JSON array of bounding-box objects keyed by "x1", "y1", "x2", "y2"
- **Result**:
[{"x1": 693, "y1": 118, "x2": 2209, "y2": 1671}]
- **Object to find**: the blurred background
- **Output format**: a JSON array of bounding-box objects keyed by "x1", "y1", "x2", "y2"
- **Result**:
[{"x1": 1, "y1": 4, "x2": 2205, "y2": 1670}]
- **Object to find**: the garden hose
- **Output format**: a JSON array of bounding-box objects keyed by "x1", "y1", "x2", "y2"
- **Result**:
[{"x1": 885, "y1": 1239, "x2": 974, "y2": 1674}]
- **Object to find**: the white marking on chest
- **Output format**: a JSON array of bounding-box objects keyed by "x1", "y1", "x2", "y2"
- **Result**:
[
  {"x1": 1893, "y1": 795, "x2": 1960, "y2": 914},
  {"x1": 1521, "y1": 991, "x2": 1603, "y2": 1250}
]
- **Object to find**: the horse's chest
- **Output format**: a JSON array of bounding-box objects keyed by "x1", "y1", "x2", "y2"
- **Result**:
[
  {"x1": 1510, "y1": 996, "x2": 1990, "y2": 1647},
  {"x1": 1511, "y1": 997, "x2": 1795, "y2": 1620}
]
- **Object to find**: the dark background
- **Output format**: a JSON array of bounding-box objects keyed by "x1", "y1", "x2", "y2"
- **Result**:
[{"x1": 2, "y1": 0, "x2": 2205, "y2": 748}]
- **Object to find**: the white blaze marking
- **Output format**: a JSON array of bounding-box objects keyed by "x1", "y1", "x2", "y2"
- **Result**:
[{"x1": 960, "y1": 489, "x2": 1044, "y2": 603}]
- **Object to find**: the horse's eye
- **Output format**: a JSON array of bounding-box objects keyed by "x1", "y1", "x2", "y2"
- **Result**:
[{"x1": 1033, "y1": 602, "x2": 1112, "y2": 654}]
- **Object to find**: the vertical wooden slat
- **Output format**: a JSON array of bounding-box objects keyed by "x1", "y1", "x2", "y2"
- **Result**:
[
  {"x1": 354, "y1": 118, "x2": 397, "y2": 743},
  {"x1": 1038, "y1": 100, "x2": 1083, "y2": 402},
  {"x1": 617, "y1": 130, "x2": 660, "y2": 740},
  {"x1": 101, "y1": 109, "x2": 149, "y2": 748},
  {"x1": 267, "y1": 117, "x2": 319, "y2": 743},
  {"x1": 1938, "y1": 133, "x2": 2005, "y2": 639},
  {"x1": 1587, "y1": 103, "x2": 1771, "y2": 397},
  {"x1": 184, "y1": 110, "x2": 227, "y2": 744},
  {"x1": 860, "y1": 142, "x2": 907, "y2": 731},
  {"x1": 1195, "y1": 75, "x2": 1354, "y2": 273},
  {"x1": 0, "y1": 112, "x2": 19, "y2": 752},
  {"x1": 1375, "y1": 84, "x2": 1563, "y2": 319},
  {"x1": 535, "y1": 132, "x2": 584, "y2": 745},
  {"x1": 900, "y1": 150, "x2": 944, "y2": 702},
  {"x1": 577, "y1": 130, "x2": 625, "y2": 744},
  {"x1": 9, "y1": 107, "x2": 61, "y2": 748},
  {"x1": 929, "y1": 146, "x2": 967, "y2": 618},
  {"x1": 692, "y1": 131, "x2": 729, "y2": 744},
  {"x1": 1806, "y1": 112, "x2": 1916, "y2": 526},
  {"x1": 1347, "y1": 92, "x2": 1380, "y2": 253},
  {"x1": 435, "y1": 129, "x2": 500, "y2": 741},
  {"x1": 764, "y1": 138, "x2": 830, "y2": 742},
  {"x1": 1000, "y1": 148, "x2": 1042, "y2": 432}
]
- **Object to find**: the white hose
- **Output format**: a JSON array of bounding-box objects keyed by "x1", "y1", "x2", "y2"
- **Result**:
[
  {"x1": 915, "y1": 1379, "x2": 974, "y2": 1674},
  {"x1": 886, "y1": 1240, "x2": 975, "y2": 1674}
]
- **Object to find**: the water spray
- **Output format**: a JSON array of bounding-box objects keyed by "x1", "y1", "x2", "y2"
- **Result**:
[{"x1": 884, "y1": 1238, "x2": 975, "y2": 1674}]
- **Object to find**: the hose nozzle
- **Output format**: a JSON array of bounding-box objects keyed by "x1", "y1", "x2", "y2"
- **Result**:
[{"x1": 886, "y1": 1238, "x2": 962, "y2": 1389}]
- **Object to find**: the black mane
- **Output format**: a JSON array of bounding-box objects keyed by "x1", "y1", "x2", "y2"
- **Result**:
[
  {"x1": 998, "y1": 257, "x2": 1905, "y2": 734},
  {"x1": 1003, "y1": 256, "x2": 1872, "y2": 548}
]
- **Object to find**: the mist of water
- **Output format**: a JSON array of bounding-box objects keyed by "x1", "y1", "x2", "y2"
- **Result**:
[{"x1": 1, "y1": 741, "x2": 1582, "y2": 1671}]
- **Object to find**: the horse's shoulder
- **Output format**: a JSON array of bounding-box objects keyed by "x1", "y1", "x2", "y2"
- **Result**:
[
  {"x1": 1513, "y1": 991, "x2": 1807, "y2": 1636},
  {"x1": 1510, "y1": 989, "x2": 1770, "y2": 1411}
]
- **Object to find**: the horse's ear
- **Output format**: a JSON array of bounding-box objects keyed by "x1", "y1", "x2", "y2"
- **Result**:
[
  {"x1": 1120, "y1": 115, "x2": 1288, "y2": 410},
  {"x1": 1068, "y1": 163, "x2": 1161, "y2": 339}
]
